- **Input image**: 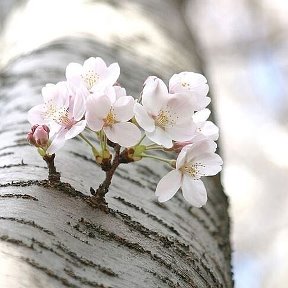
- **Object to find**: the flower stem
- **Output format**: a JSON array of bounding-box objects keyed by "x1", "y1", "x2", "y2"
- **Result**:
[
  {"x1": 135, "y1": 134, "x2": 146, "y2": 146},
  {"x1": 141, "y1": 153, "x2": 174, "y2": 164},
  {"x1": 43, "y1": 154, "x2": 61, "y2": 184},
  {"x1": 79, "y1": 133, "x2": 98, "y2": 152},
  {"x1": 90, "y1": 144, "x2": 121, "y2": 211}
]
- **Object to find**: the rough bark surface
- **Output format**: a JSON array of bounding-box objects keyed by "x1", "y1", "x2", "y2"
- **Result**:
[{"x1": 0, "y1": 0, "x2": 232, "y2": 287}]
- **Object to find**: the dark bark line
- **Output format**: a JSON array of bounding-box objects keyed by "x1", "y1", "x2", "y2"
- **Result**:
[{"x1": 0, "y1": 0, "x2": 232, "y2": 287}]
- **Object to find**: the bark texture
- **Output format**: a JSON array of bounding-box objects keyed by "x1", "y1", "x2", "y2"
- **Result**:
[{"x1": 0, "y1": 0, "x2": 232, "y2": 287}]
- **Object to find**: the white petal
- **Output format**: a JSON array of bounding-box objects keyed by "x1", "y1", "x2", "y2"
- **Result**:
[
  {"x1": 194, "y1": 153, "x2": 223, "y2": 176},
  {"x1": 146, "y1": 127, "x2": 173, "y2": 148},
  {"x1": 113, "y1": 96, "x2": 135, "y2": 122},
  {"x1": 166, "y1": 93, "x2": 195, "y2": 122},
  {"x1": 46, "y1": 129, "x2": 66, "y2": 154},
  {"x1": 193, "y1": 109, "x2": 211, "y2": 123},
  {"x1": 155, "y1": 170, "x2": 182, "y2": 202},
  {"x1": 133, "y1": 103, "x2": 155, "y2": 132},
  {"x1": 196, "y1": 97, "x2": 211, "y2": 110},
  {"x1": 104, "y1": 122, "x2": 141, "y2": 147},
  {"x1": 85, "y1": 94, "x2": 110, "y2": 131},
  {"x1": 65, "y1": 63, "x2": 83, "y2": 85},
  {"x1": 106, "y1": 62, "x2": 120, "y2": 86},
  {"x1": 182, "y1": 176, "x2": 207, "y2": 207},
  {"x1": 166, "y1": 120, "x2": 196, "y2": 142},
  {"x1": 83, "y1": 57, "x2": 106, "y2": 74},
  {"x1": 27, "y1": 104, "x2": 47, "y2": 125},
  {"x1": 142, "y1": 77, "x2": 168, "y2": 115},
  {"x1": 185, "y1": 139, "x2": 217, "y2": 163},
  {"x1": 65, "y1": 120, "x2": 86, "y2": 140},
  {"x1": 200, "y1": 121, "x2": 219, "y2": 141},
  {"x1": 72, "y1": 92, "x2": 86, "y2": 121}
]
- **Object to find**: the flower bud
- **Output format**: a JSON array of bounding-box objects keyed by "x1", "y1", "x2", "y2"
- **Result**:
[{"x1": 27, "y1": 125, "x2": 50, "y2": 148}]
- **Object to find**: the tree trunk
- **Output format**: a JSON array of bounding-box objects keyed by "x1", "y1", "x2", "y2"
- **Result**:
[{"x1": 0, "y1": 0, "x2": 232, "y2": 287}]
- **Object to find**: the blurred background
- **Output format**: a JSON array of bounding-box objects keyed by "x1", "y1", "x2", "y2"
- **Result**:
[{"x1": 0, "y1": 0, "x2": 287, "y2": 287}]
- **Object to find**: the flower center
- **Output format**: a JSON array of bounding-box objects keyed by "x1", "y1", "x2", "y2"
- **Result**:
[
  {"x1": 83, "y1": 70, "x2": 100, "y2": 90},
  {"x1": 104, "y1": 109, "x2": 116, "y2": 127},
  {"x1": 180, "y1": 162, "x2": 206, "y2": 179},
  {"x1": 154, "y1": 110, "x2": 175, "y2": 129}
]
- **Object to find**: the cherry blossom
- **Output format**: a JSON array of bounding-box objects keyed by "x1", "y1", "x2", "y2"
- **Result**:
[
  {"x1": 86, "y1": 86, "x2": 141, "y2": 147},
  {"x1": 169, "y1": 72, "x2": 210, "y2": 111},
  {"x1": 134, "y1": 76, "x2": 196, "y2": 148},
  {"x1": 27, "y1": 125, "x2": 50, "y2": 148},
  {"x1": 28, "y1": 81, "x2": 86, "y2": 154},
  {"x1": 66, "y1": 57, "x2": 120, "y2": 94},
  {"x1": 155, "y1": 139, "x2": 223, "y2": 207}
]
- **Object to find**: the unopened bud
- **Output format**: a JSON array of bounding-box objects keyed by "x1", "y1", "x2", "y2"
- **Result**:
[{"x1": 27, "y1": 125, "x2": 50, "y2": 148}]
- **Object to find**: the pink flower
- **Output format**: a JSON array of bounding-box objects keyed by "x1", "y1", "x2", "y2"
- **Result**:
[
  {"x1": 86, "y1": 86, "x2": 141, "y2": 147},
  {"x1": 169, "y1": 72, "x2": 210, "y2": 111},
  {"x1": 66, "y1": 57, "x2": 120, "y2": 93},
  {"x1": 28, "y1": 81, "x2": 86, "y2": 154},
  {"x1": 155, "y1": 139, "x2": 223, "y2": 207},
  {"x1": 134, "y1": 76, "x2": 196, "y2": 148},
  {"x1": 27, "y1": 125, "x2": 50, "y2": 147}
]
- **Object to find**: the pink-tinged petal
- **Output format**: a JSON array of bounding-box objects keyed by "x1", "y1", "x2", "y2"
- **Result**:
[
  {"x1": 113, "y1": 96, "x2": 135, "y2": 122},
  {"x1": 46, "y1": 129, "x2": 66, "y2": 154},
  {"x1": 104, "y1": 122, "x2": 141, "y2": 147},
  {"x1": 176, "y1": 144, "x2": 191, "y2": 169},
  {"x1": 185, "y1": 139, "x2": 217, "y2": 163},
  {"x1": 114, "y1": 86, "x2": 127, "y2": 99},
  {"x1": 200, "y1": 121, "x2": 219, "y2": 141},
  {"x1": 28, "y1": 104, "x2": 47, "y2": 125},
  {"x1": 166, "y1": 93, "x2": 194, "y2": 123},
  {"x1": 193, "y1": 109, "x2": 211, "y2": 123},
  {"x1": 65, "y1": 63, "x2": 83, "y2": 85},
  {"x1": 83, "y1": 57, "x2": 106, "y2": 75},
  {"x1": 72, "y1": 91, "x2": 86, "y2": 121},
  {"x1": 196, "y1": 97, "x2": 211, "y2": 111},
  {"x1": 106, "y1": 62, "x2": 120, "y2": 86},
  {"x1": 146, "y1": 127, "x2": 173, "y2": 148},
  {"x1": 194, "y1": 153, "x2": 223, "y2": 176},
  {"x1": 65, "y1": 120, "x2": 86, "y2": 140},
  {"x1": 134, "y1": 103, "x2": 155, "y2": 132},
  {"x1": 85, "y1": 95, "x2": 110, "y2": 131},
  {"x1": 155, "y1": 170, "x2": 182, "y2": 202},
  {"x1": 142, "y1": 77, "x2": 168, "y2": 115},
  {"x1": 166, "y1": 120, "x2": 196, "y2": 142},
  {"x1": 182, "y1": 176, "x2": 207, "y2": 207}
]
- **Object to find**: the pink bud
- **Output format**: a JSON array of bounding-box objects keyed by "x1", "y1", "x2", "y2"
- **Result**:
[
  {"x1": 171, "y1": 141, "x2": 193, "y2": 153},
  {"x1": 27, "y1": 125, "x2": 50, "y2": 148}
]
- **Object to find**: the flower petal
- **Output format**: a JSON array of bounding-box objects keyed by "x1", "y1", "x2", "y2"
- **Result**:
[
  {"x1": 185, "y1": 139, "x2": 217, "y2": 163},
  {"x1": 106, "y1": 62, "x2": 120, "y2": 86},
  {"x1": 146, "y1": 127, "x2": 173, "y2": 148},
  {"x1": 27, "y1": 104, "x2": 47, "y2": 125},
  {"x1": 155, "y1": 169, "x2": 182, "y2": 202},
  {"x1": 72, "y1": 91, "x2": 86, "y2": 121},
  {"x1": 193, "y1": 109, "x2": 211, "y2": 123},
  {"x1": 194, "y1": 153, "x2": 223, "y2": 176},
  {"x1": 113, "y1": 96, "x2": 135, "y2": 122},
  {"x1": 65, "y1": 120, "x2": 86, "y2": 140},
  {"x1": 133, "y1": 103, "x2": 155, "y2": 132},
  {"x1": 182, "y1": 176, "x2": 207, "y2": 207},
  {"x1": 104, "y1": 122, "x2": 141, "y2": 147},
  {"x1": 142, "y1": 77, "x2": 168, "y2": 115},
  {"x1": 86, "y1": 94, "x2": 110, "y2": 131},
  {"x1": 65, "y1": 63, "x2": 83, "y2": 86},
  {"x1": 199, "y1": 121, "x2": 219, "y2": 141},
  {"x1": 46, "y1": 128, "x2": 66, "y2": 154},
  {"x1": 166, "y1": 119, "x2": 196, "y2": 142}
]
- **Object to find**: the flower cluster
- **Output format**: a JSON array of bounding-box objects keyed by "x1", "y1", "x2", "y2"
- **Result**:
[{"x1": 27, "y1": 57, "x2": 222, "y2": 208}]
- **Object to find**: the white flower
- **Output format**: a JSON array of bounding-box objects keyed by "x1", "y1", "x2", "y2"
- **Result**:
[
  {"x1": 66, "y1": 57, "x2": 120, "y2": 93},
  {"x1": 86, "y1": 86, "x2": 141, "y2": 147},
  {"x1": 169, "y1": 72, "x2": 210, "y2": 111},
  {"x1": 193, "y1": 108, "x2": 219, "y2": 141},
  {"x1": 155, "y1": 139, "x2": 223, "y2": 207},
  {"x1": 134, "y1": 76, "x2": 196, "y2": 148},
  {"x1": 28, "y1": 81, "x2": 86, "y2": 153}
]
